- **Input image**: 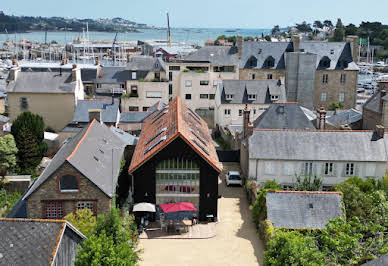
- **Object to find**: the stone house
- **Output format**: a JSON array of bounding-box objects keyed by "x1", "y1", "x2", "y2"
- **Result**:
[
  {"x1": 240, "y1": 128, "x2": 388, "y2": 187},
  {"x1": 21, "y1": 120, "x2": 125, "y2": 219},
  {"x1": 7, "y1": 63, "x2": 84, "y2": 131},
  {"x1": 0, "y1": 218, "x2": 85, "y2": 266},
  {"x1": 363, "y1": 80, "x2": 388, "y2": 130}
]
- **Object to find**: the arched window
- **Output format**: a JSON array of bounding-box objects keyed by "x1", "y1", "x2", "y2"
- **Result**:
[
  {"x1": 59, "y1": 174, "x2": 79, "y2": 192},
  {"x1": 246, "y1": 56, "x2": 257, "y2": 68}
]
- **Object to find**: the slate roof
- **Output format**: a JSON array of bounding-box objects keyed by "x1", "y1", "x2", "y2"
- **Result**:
[
  {"x1": 363, "y1": 90, "x2": 386, "y2": 114},
  {"x1": 95, "y1": 67, "x2": 130, "y2": 83},
  {"x1": 119, "y1": 112, "x2": 151, "y2": 123},
  {"x1": 249, "y1": 129, "x2": 388, "y2": 162},
  {"x1": 253, "y1": 103, "x2": 316, "y2": 129},
  {"x1": 184, "y1": 46, "x2": 238, "y2": 65},
  {"x1": 220, "y1": 80, "x2": 286, "y2": 104},
  {"x1": 7, "y1": 71, "x2": 76, "y2": 93},
  {"x1": 126, "y1": 56, "x2": 165, "y2": 71},
  {"x1": 0, "y1": 114, "x2": 9, "y2": 123},
  {"x1": 111, "y1": 126, "x2": 138, "y2": 145},
  {"x1": 362, "y1": 253, "x2": 388, "y2": 266},
  {"x1": 326, "y1": 109, "x2": 362, "y2": 126},
  {"x1": 73, "y1": 99, "x2": 120, "y2": 123},
  {"x1": 23, "y1": 120, "x2": 126, "y2": 200},
  {"x1": 129, "y1": 97, "x2": 222, "y2": 173},
  {"x1": 239, "y1": 42, "x2": 293, "y2": 69},
  {"x1": 81, "y1": 68, "x2": 97, "y2": 82},
  {"x1": 0, "y1": 218, "x2": 85, "y2": 266},
  {"x1": 300, "y1": 42, "x2": 358, "y2": 70},
  {"x1": 266, "y1": 191, "x2": 344, "y2": 229}
]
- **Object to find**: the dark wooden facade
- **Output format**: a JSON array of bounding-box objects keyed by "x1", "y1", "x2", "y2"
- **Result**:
[{"x1": 132, "y1": 137, "x2": 219, "y2": 221}]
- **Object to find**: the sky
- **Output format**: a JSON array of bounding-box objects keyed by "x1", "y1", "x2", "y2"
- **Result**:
[{"x1": 1, "y1": 0, "x2": 388, "y2": 29}]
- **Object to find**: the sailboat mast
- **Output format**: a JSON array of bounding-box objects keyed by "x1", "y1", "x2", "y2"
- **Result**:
[{"x1": 167, "y1": 12, "x2": 171, "y2": 48}]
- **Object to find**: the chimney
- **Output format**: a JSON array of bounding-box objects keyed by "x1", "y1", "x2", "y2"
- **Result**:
[
  {"x1": 88, "y1": 109, "x2": 102, "y2": 123},
  {"x1": 12, "y1": 58, "x2": 18, "y2": 67},
  {"x1": 95, "y1": 59, "x2": 100, "y2": 66},
  {"x1": 316, "y1": 105, "x2": 327, "y2": 130},
  {"x1": 346, "y1": 35, "x2": 359, "y2": 63},
  {"x1": 61, "y1": 58, "x2": 68, "y2": 65},
  {"x1": 376, "y1": 125, "x2": 385, "y2": 139},
  {"x1": 236, "y1": 35, "x2": 243, "y2": 59},
  {"x1": 292, "y1": 35, "x2": 300, "y2": 52},
  {"x1": 72, "y1": 64, "x2": 80, "y2": 82},
  {"x1": 9, "y1": 65, "x2": 21, "y2": 81},
  {"x1": 243, "y1": 104, "x2": 251, "y2": 138},
  {"x1": 247, "y1": 122, "x2": 253, "y2": 137}
]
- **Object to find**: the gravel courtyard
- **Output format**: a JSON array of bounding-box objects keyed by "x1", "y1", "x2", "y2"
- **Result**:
[{"x1": 139, "y1": 163, "x2": 264, "y2": 266}]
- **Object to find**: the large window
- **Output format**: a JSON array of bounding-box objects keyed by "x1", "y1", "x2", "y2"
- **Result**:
[
  {"x1": 302, "y1": 162, "x2": 313, "y2": 176},
  {"x1": 345, "y1": 163, "x2": 355, "y2": 176},
  {"x1": 156, "y1": 158, "x2": 200, "y2": 208},
  {"x1": 44, "y1": 201, "x2": 63, "y2": 219},
  {"x1": 19, "y1": 97, "x2": 28, "y2": 110},
  {"x1": 77, "y1": 201, "x2": 96, "y2": 215},
  {"x1": 339, "y1": 92, "x2": 345, "y2": 102},
  {"x1": 323, "y1": 162, "x2": 334, "y2": 176},
  {"x1": 322, "y1": 74, "x2": 328, "y2": 84},
  {"x1": 59, "y1": 174, "x2": 78, "y2": 192}
]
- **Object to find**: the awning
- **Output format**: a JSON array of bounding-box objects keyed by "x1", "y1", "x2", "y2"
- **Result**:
[
  {"x1": 160, "y1": 202, "x2": 197, "y2": 213},
  {"x1": 133, "y1": 202, "x2": 156, "y2": 212}
]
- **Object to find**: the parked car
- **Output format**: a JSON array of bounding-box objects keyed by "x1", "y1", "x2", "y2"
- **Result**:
[
  {"x1": 357, "y1": 88, "x2": 365, "y2": 93},
  {"x1": 225, "y1": 171, "x2": 242, "y2": 186}
]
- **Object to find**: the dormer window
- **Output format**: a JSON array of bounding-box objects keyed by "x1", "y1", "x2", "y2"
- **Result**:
[
  {"x1": 59, "y1": 174, "x2": 79, "y2": 192},
  {"x1": 258, "y1": 49, "x2": 262, "y2": 54},
  {"x1": 264, "y1": 56, "x2": 275, "y2": 68},
  {"x1": 330, "y1": 49, "x2": 334, "y2": 54},
  {"x1": 319, "y1": 57, "x2": 331, "y2": 69},
  {"x1": 246, "y1": 56, "x2": 257, "y2": 68},
  {"x1": 248, "y1": 94, "x2": 256, "y2": 100},
  {"x1": 226, "y1": 94, "x2": 234, "y2": 100}
]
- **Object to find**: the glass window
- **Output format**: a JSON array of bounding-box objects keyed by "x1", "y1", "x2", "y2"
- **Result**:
[
  {"x1": 169, "y1": 84, "x2": 173, "y2": 95},
  {"x1": 44, "y1": 201, "x2": 63, "y2": 219},
  {"x1": 238, "y1": 110, "x2": 243, "y2": 116},
  {"x1": 19, "y1": 97, "x2": 28, "y2": 110},
  {"x1": 169, "y1": 72, "x2": 173, "y2": 81},
  {"x1": 209, "y1": 94, "x2": 215, "y2": 100},
  {"x1": 131, "y1": 71, "x2": 137, "y2": 80},
  {"x1": 200, "y1": 80, "x2": 209, "y2": 86},
  {"x1": 340, "y1": 74, "x2": 346, "y2": 84},
  {"x1": 146, "y1": 91, "x2": 162, "y2": 98},
  {"x1": 321, "y1": 92, "x2": 327, "y2": 102},
  {"x1": 322, "y1": 74, "x2": 328, "y2": 84},
  {"x1": 324, "y1": 162, "x2": 334, "y2": 176},
  {"x1": 143, "y1": 106, "x2": 149, "y2": 111},
  {"x1": 185, "y1": 94, "x2": 192, "y2": 100},
  {"x1": 59, "y1": 174, "x2": 78, "y2": 192},
  {"x1": 200, "y1": 94, "x2": 208, "y2": 99},
  {"x1": 129, "y1": 106, "x2": 139, "y2": 111},
  {"x1": 249, "y1": 73, "x2": 255, "y2": 80},
  {"x1": 345, "y1": 163, "x2": 354, "y2": 176},
  {"x1": 339, "y1": 92, "x2": 345, "y2": 102},
  {"x1": 224, "y1": 109, "x2": 231, "y2": 116},
  {"x1": 267, "y1": 74, "x2": 273, "y2": 80},
  {"x1": 77, "y1": 201, "x2": 95, "y2": 214},
  {"x1": 302, "y1": 162, "x2": 313, "y2": 176},
  {"x1": 169, "y1": 66, "x2": 180, "y2": 71},
  {"x1": 226, "y1": 94, "x2": 233, "y2": 100},
  {"x1": 248, "y1": 94, "x2": 256, "y2": 100}
]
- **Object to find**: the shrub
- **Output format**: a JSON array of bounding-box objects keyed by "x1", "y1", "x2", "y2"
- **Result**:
[
  {"x1": 64, "y1": 208, "x2": 96, "y2": 237},
  {"x1": 0, "y1": 190, "x2": 21, "y2": 217},
  {"x1": 252, "y1": 180, "x2": 281, "y2": 225}
]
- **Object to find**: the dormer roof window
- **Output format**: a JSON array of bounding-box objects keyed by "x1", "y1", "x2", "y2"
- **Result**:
[
  {"x1": 248, "y1": 94, "x2": 257, "y2": 100},
  {"x1": 226, "y1": 94, "x2": 234, "y2": 100},
  {"x1": 264, "y1": 56, "x2": 275, "y2": 68},
  {"x1": 246, "y1": 56, "x2": 257, "y2": 68},
  {"x1": 319, "y1": 57, "x2": 331, "y2": 69}
]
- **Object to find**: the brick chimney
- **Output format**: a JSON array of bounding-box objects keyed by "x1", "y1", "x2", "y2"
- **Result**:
[
  {"x1": 237, "y1": 35, "x2": 243, "y2": 59},
  {"x1": 376, "y1": 125, "x2": 385, "y2": 139},
  {"x1": 243, "y1": 104, "x2": 251, "y2": 138},
  {"x1": 88, "y1": 109, "x2": 102, "y2": 123},
  {"x1": 316, "y1": 105, "x2": 327, "y2": 130},
  {"x1": 292, "y1": 35, "x2": 300, "y2": 52}
]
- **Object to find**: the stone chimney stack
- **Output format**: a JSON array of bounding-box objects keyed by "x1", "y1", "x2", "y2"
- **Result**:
[
  {"x1": 72, "y1": 64, "x2": 80, "y2": 82},
  {"x1": 61, "y1": 58, "x2": 68, "y2": 65},
  {"x1": 88, "y1": 109, "x2": 102, "y2": 123},
  {"x1": 9, "y1": 64, "x2": 21, "y2": 81},
  {"x1": 316, "y1": 105, "x2": 327, "y2": 130},
  {"x1": 243, "y1": 104, "x2": 251, "y2": 138},
  {"x1": 292, "y1": 35, "x2": 300, "y2": 52},
  {"x1": 346, "y1": 35, "x2": 359, "y2": 63},
  {"x1": 237, "y1": 35, "x2": 243, "y2": 59},
  {"x1": 376, "y1": 125, "x2": 385, "y2": 139}
]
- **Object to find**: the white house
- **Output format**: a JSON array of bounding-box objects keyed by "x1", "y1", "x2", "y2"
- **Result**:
[
  {"x1": 241, "y1": 128, "x2": 388, "y2": 187},
  {"x1": 215, "y1": 79, "x2": 286, "y2": 130}
]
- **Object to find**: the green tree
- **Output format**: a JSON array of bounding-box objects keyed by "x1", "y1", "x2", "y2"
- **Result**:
[
  {"x1": 64, "y1": 208, "x2": 96, "y2": 237},
  {"x1": 313, "y1": 20, "x2": 323, "y2": 29},
  {"x1": 296, "y1": 21, "x2": 312, "y2": 32},
  {"x1": 264, "y1": 230, "x2": 324, "y2": 266},
  {"x1": 330, "y1": 18, "x2": 345, "y2": 42},
  {"x1": 11, "y1": 112, "x2": 47, "y2": 174},
  {"x1": 345, "y1": 23, "x2": 358, "y2": 36},
  {"x1": 252, "y1": 180, "x2": 281, "y2": 223},
  {"x1": 294, "y1": 175, "x2": 323, "y2": 191},
  {"x1": 271, "y1": 25, "x2": 280, "y2": 35},
  {"x1": 328, "y1": 102, "x2": 344, "y2": 110},
  {"x1": 0, "y1": 135, "x2": 18, "y2": 174},
  {"x1": 323, "y1": 20, "x2": 333, "y2": 29},
  {"x1": 264, "y1": 35, "x2": 271, "y2": 41}
]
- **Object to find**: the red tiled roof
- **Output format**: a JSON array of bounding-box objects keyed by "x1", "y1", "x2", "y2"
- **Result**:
[{"x1": 129, "y1": 97, "x2": 221, "y2": 173}]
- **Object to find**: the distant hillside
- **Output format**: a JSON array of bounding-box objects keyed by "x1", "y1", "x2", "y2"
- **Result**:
[{"x1": 0, "y1": 11, "x2": 151, "y2": 33}]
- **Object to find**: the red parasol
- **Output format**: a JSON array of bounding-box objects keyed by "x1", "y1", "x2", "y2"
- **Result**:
[{"x1": 160, "y1": 202, "x2": 197, "y2": 213}]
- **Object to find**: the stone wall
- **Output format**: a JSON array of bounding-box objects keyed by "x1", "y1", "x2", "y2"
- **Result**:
[
  {"x1": 239, "y1": 69, "x2": 285, "y2": 80},
  {"x1": 27, "y1": 162, "x2": 112, "y2": 218},
  {"x1": 363, "y1": 109, "x2": 381, "y2": 130}
]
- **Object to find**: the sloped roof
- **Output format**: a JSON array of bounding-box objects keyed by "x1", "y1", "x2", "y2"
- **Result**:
[
  {"x1": 266, "y1": 191, "x2": 344, "y2": 229},
  {"x1": 184, "y1": 46, "x2": 238, "y2": 65},
  {"x1": 221, "y1": 80, "x2": 286, "y2": 104},
  {"x1": 326, "y1": 109, "x2": 362, "y2": 126},
  {"x1": 129, "y1": 97, "x2": 221, "y2": 173},
  {"x1": 81, "y1": 68, "x2": 97, "y2": 82},
  {"x1": 0, "y1": 218, "x2": 85, "y2": 265},
  {"x1": 23, "y1": 120, "x2": 126, "y2": 200},
  {"x1": 7, "y1": 71, "x2": 75, "y2": 93},
  {"x1": 253, "y1": 103, "x2": 316, "y2": 129},
  {"x1": 249, "y1": 129, "x2": 388, "y2": 162},
  {"x1": 126, "y1": 56, "x2": 165, "y2": 71},
  {"x1": 95, "y1": 67, "x2": 129, "y2": 83},
  {"x1": 362, "y1": 253, "x2": 388, "y2": 266},
  {"x1": 239, "y1": 42, "x2": 292, "y2": 69},
  {"x1": 119, "y1": 101, "x2": 166, "y2": 123},
  {"x1": 363, "y1": 90, "x2": 385, "y2": 114},
  {"x1": 111, "y1": 126, "x2": 138, "y2": 145},
  {"x1": 73, "y1": 99, "x2": 120, "y2": 123}
]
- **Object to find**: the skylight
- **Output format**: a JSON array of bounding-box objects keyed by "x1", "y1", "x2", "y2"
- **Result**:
[
  {"x1": 190, "y1": 128, "x2": 207, "y2": 147},
  {"x1": 151, "y1": 109, "x2": 169, "y2": 124},
  {"x1": 188, "y1": 108, "x2": 201, "y2": 121},
  {"x1": 190, "y1": 137, "x2": 210, "y2": 156},
  {"x1": 189, "y1": 112, "x2": 201, "y2": 124},
  {"x1": 144, "y1": 135, "x2": 167, "y2": 155},
  {"x1": 146, "y1": 127, "x2": 167, "y2": 145}
]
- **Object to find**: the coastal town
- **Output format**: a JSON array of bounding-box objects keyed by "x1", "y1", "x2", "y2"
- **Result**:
[{"x1": 0, "y1": 6, "x2": 388, "y2": 266}]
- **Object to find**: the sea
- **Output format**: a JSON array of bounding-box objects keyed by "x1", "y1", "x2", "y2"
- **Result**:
[{"x1": 0, "y1": 28, "x2": 271, "y2": 46}]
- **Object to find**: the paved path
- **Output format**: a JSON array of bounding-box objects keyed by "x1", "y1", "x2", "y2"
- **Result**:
[{"x1": 139, "y1": 163, "x2": 264, "y2": 266}]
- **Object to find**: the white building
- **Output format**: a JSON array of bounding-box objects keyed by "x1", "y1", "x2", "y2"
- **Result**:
[
  {"x1": 215, "y1": 80, "x2": 286, "y2": 129},
  {"x1": 241, "y1": 129, "x2": 388, "y2": 187}
]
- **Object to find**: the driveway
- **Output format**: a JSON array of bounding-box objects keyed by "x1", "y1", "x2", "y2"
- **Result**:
[{"x1": 139, "y1": 163, "x2": 264, "y2": 266}]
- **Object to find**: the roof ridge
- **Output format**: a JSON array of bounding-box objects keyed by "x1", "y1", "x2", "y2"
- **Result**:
[
  {"x1": 49, "y1": 221, "x2": 66, "y2": 265},
  {"x1": 67, "y1": 119, "x2": 96, "y2": 160},
  {"x1": 176, "y1": 97, "x2": 181, "y2": 133},
  {"x1": 79, "y1": 98, "x2": 119, "y2": 102},
  {"x1": 253, "y1": 128, "x2": 375, "y2": 133},
  {"x1": 267, "y1": 190, "x2": 342, "y2": 194},
  {"x1": 0, "y1": 218, "x2": 66, "y2": 223}
]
